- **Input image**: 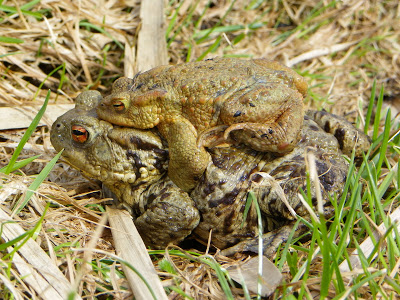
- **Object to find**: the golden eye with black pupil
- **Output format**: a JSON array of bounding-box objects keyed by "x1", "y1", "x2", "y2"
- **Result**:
[
  {"x1": 71, "y1": 125, "x2": 89, "y2": 143},
  {"x1": 112, "y1": 100, "x2": 125, "y2": 111}
]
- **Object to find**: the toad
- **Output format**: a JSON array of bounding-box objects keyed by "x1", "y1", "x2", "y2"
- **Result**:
[
  {"x1": 51, "y1": 90, "x2": 370, "y2": 255},
  {"x1": 96, "y1": 57, "x2": 308, "y2": 191},
  {"x1": 51, "y1": 90, "x2": 200, "y2": 246}
]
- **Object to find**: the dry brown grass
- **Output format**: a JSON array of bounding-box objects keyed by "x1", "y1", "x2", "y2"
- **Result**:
[{"x1": 1, "y1": 0, "x2": 399, "y2": 299}]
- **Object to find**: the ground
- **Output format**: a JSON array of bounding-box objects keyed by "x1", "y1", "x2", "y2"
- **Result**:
[{"x1": 0, "y1": 0, "x2": 399, "y2": 299}]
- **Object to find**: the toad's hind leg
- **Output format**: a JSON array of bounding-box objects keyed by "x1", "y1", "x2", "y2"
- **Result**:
[
  {"x1": 221, "y1": 83, "x2": 304, "y2": 153},
  {"x1": 159, "y1": 118, "x2": 211, "y2": 192}
]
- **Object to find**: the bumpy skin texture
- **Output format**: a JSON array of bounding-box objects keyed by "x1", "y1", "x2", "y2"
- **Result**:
[
  {"x1": 97, "y1": 57, "x2": 308, "y2": 191},
  {"x1": 51, "y1": 91, "x2": 200, "y2": 247},
  {"x1": 52, "y1": 91, "x2": 370, "y2": 255}
]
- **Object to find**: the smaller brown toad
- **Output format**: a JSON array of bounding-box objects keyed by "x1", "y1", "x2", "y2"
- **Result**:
[{"x1": 97, "y1": 57, "x2": 308, "y2": 191}]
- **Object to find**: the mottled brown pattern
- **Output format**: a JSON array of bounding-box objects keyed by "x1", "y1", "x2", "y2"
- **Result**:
[
  {"x1": 51, "y1": 91, "x2": 371, "y2": 255},
  {"x1": 97, "y1": 57, "x2": 308, "y2": 191}
]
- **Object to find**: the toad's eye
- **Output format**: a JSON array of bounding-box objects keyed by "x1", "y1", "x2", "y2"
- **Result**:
[
  {"x1": 71, "y1": 125, "x2": 89, "y2": 143},
  {"x1": 112, "y1": 100, "x2": 126, "y2": 112}
]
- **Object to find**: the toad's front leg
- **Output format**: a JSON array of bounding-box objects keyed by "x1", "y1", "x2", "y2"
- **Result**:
[
  {"x1": 159, "y1": 117, "x2": 211, "y2": 192},
  {"x1": 221, "y1": 83, "x2": 304, "y2": 153}
]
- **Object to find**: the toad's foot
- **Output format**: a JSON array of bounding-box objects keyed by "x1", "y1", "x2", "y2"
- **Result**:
[
  {"x1": 221, "y1": 83, "x2": 304, "y2": 153},
  {"x1": 160, "y1": 117, "x2": 211, "y2": 192},
  {"x1": 197, "y1": 125, "x2": 235, "y2": 149},
  {"x1": 220, "y1": 223, "x2": 307, "y2": 258},
  {"x1": 224, "y1": 122, "x2": 294, "y2": 153},
  {"x1": 306, "y1": 110, "x2": 372, "y2": 157}
]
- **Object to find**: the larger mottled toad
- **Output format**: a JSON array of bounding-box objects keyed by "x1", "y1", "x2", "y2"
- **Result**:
[
  {"x1": 97, "y1": 57, "x2": 308, "y2": 191},
  {"x1": 51, "y1": 90, "x2": 370, "y2": 255},
  {"x1": 51, "y1": 91, "x2": 200, "y2": 247}
]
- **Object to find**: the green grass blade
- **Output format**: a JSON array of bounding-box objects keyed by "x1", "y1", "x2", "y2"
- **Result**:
[
  {"x1": 364, "y1": 79, "x2": 376, "y2": 134},
  {"x1": 166, "y1": 0, "x2": 201, "y2": 49},
  {"x1": 167, "y1": 286, "x2": 194, "y2": 300},
  {"x1": 246, "y1": 191, "x2": 264, "y2": 299},
  {"x1": 272, "y1": 0, "x2": 336, "y2": 46},
  {"x1": 376, "y1": 109, "x2": 391, "y2": 176},
  {"x1": 3, "y1": 90, "x2": 50, "y2": 175},
  {"x1": 14, "y1": 150, "x2": 63, "y2": 214},
  {"x1": 364, "y1": 155, "x2": 389, "y2": 229},
  {"x1": 79, "y1": 21, "x2": 124, "y2": 50},
  {"x1": 195, "y1": 0, "x2": 237, "y2": 44},
  {"x1": 85, "y1": 250, "x2": 159, "y2": 300},
  {"x1": 193, "y1": 0, "x2": 211, "y2": 29},
  {"x1": 165, "y1": 2, "x2": 180, "y2": 38},
  {"x1": 148, "y1": 248, "x2": 202, "y2": 258},
  {"x1": 3, "y1": 204, "x2": 49, "y2": 260},
  {"x1": 277, "y1": 218, "x2": 303, "y2": 271},
  {"x1": 0, "y1": 51, "x2": 22, "y2": 58},
  {"x1": 383, "y1": 276, "x2": 400, "y2": 294},
  {"x1": 0, "y1": 155, "x2": 40, "y2": 173},
  {"x1": 116, "y1": 260, "x2": 158, "y2": 300},
  {"x1": 314, "y1": 210, "x2": 331, "y2": 297},
  {"x1": 336, "y1": 184, "x2": 361, "y2": 264},
  {"x1": 0, "y1": 36, "x2": 24, "y2": 43},
  {"x1": 0, "y1": 4, "x2": 43, "y2": 19},
  {"x1": 377, "y1": 168, "x2": 395, "y2": 201},
  {"x1": 372, "y1": 85, "x2": 384, "y2": 140},
  {"x1": 20, "y1": 0, "x2": 40, "y2": 11},
  {"x1": 33, "y1": 65, "x2": 64, "y2": 100},
  {"x1": 197, "y1": 35, "x2": 222, "y2": 61},
  {"x1": 193, "y1": 24, "x2": 245, "y2": 39},
  {"x1": 201, "y1": 256, "x2": 234, "y2": 299},
  {"x1": 91, "y1": 44, "x2": 110, "y2": 89},
  {"x1": 186, "y1": 43, "x2": 193, "y2": 62},
  {"x1": 0, "y1": 223, "x2": 30, "y2": 251},
  {"x1": 332, "y1": 270, "x2": 385, "y2": 300},
  {"x1": 241, "y1": 192, "x2": 253, "y2": 228},
  {"x1": 398, "y1": 160, "x2": 400, "y2": 192}
]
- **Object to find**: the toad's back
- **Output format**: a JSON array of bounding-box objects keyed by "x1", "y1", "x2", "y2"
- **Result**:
[
  {"x1": 133, "y1": 57, "x2": 308, "y2": 130},
  {"x1": 97, "y1": 57, "x2": 308, "y2": 191},
  {"x1": 146, "y1": 57, "x2": 306, "y2": 90}
]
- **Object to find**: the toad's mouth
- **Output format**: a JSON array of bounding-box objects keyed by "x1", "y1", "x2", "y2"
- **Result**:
[
  {"x1": 59, "y1": 151, "x2": 138, "y2": 184},
  {"x1": 84, "y1": 163, "x2": 138, "y2": 184}
]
